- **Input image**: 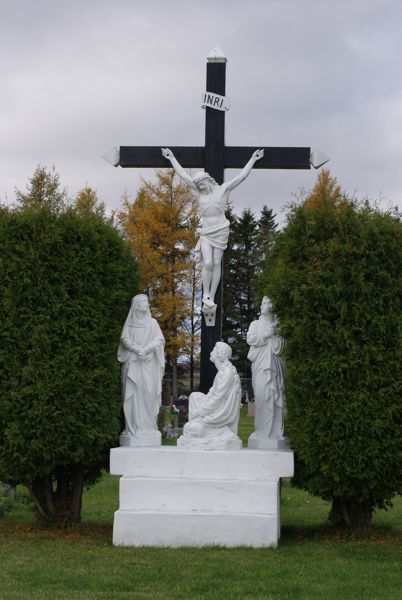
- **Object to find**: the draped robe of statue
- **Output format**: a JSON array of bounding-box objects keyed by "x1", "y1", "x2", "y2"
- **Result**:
[
  {"x1": 118, "y1": 298, "x2": 165, "y2": 445},
  {"x1": 178, "y1": 356, "x2": 242, "y2": 450},
  {"x1": 247, "y1": 313, "x2": 286, "y2": 446}
]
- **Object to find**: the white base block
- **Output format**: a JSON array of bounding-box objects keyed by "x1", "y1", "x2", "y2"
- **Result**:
[
  {"x1": 118, "y1": 476, "x2": 278, "y2": 513},
  {"x1": 110, "y1": 446, "x2": 293, "y2": 479},
  {"x1": 113, "y1": 511, "x2": 278, "y2": 548},
  {"x1": 110, "y1": 446, "x2": 293, "y2": 548}
]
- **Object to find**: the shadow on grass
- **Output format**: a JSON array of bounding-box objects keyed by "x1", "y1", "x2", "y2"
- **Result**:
[
  {"x1": 0, "y1": 520, "x2": 113, "y2": 543},
  {"x1": 281, "y1": 522, "x2": 402, "y2": 544}
]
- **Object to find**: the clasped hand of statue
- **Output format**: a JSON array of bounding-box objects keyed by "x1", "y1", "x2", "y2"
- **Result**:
[
  {"x1": 263, "y1": 323, "x2": 276, "y2": 339},
  {"x1": 131, "y1": 344, "x2": 150, "y2": 360}
]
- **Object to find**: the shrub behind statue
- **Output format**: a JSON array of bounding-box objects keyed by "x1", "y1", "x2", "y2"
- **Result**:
[
  {"x1": 261, "y1": 171, "x2": 402, "y2": 535},
  {"x1": 0, "y1": 205, "x2": 137, "y2": 525}
]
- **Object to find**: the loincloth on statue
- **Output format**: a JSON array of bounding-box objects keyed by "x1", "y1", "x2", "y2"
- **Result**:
[{"x1": 193, "y1": 221, "x2": 229, "y2": 265}]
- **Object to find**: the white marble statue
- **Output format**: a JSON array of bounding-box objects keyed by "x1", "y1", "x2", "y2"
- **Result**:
[
  {"x1": 177, "y1": 341, "x2": 242, "y2": 450},
  {"x1": 161, "y1": 147, "x2": 264, "y2": 313},
  {"x1": 247, "y1": 297, "x2": 287, "y2": 449},
  {"x1": 117, "y1": 294, "x2": 165, "y2": 447}
]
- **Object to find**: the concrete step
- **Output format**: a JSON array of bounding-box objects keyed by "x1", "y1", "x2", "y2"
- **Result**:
[
  {"x1": 119, "y1": 475, "x2": 279, "y2": 514},
  {"x1": 110, "y1": 446, "x2": 294, "y2": 480},
  {"x1": 113, "y1": 510, "x2": 279, "y2": 548}
]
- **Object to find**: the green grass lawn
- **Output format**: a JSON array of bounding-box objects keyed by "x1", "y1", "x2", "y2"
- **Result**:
[{"x1": 1, "y1": 407, "x2": 401, "y2": 599}]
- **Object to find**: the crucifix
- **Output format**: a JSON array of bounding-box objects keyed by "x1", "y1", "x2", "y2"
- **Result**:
[{"x1": 105, "y1": 47, "x2": 328, "y2": 393}]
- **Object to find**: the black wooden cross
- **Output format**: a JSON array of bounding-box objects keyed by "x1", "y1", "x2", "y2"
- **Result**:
[{"x1": 108, "y1": 48, "x2": 325, "y2": 393}]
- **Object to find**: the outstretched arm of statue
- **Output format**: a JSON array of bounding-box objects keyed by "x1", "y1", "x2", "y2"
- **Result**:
[
  {"x1": 161, "y1": 148, "x2": 196, "y2": 190},
  {"x1": 225, "y1": 149, "x2": 264, "y2": 192}
]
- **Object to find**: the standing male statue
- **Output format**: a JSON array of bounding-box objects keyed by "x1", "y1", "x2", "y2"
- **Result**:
[
  {"x1": 161, "y1": 148, "x2": 264, "y2": 311},
  {"x1": 118, "y1": 294, "x2": 165, "y2": 447},
  {"x1": 177, "y1": 341, "x2": 242, "y2": 450},
  {"x1": 247, "y1": 297, "x2": 287, "y2": 449}
]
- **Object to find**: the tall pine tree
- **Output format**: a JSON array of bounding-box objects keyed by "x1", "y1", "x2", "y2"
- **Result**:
[
  {"x1": 15, "y1": 165, "x2": 68, "y2": 213},
  {"x1": 223, "y1": 208, "x2": 259, "y2": 378},
  {"x1": 223, "y1": 205, "x2": 279, "y2": 382},
  {"x1": 222, "y1": 203, "x2": 239, "y2": 347},
  {"x1": 255, "y1": 205, "x2": 278, "y2": 297}
]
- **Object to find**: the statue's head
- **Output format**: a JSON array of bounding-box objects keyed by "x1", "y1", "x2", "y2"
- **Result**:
[
  {"x1": 193, "y1": 171, "x2": 217, "y2": 192},
  {"x1": 210, "y1": 341, "x2": 232, "y2": 364},
  {"x1": 132, "y1": 294, "x2": 149, "y2": 313},
  {"x1": 130, "y1": 295, "x2": 152, "y2": 326},
  {"x1": 261, "y1": 296, "x2": 273, "y2": 315}
]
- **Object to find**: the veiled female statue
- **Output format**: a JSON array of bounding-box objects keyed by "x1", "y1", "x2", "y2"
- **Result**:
[{"x1": 117, "y1": 294, "x2": 165, "y2": 447}]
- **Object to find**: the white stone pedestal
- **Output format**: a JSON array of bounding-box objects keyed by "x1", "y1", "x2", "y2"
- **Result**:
[{"x1": 110, "y1": 446, "x2": 293, "y2": 548}]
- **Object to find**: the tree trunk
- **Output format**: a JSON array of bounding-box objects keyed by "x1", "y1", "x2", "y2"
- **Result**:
[
  {"x1": 69, "y1": 465, "x2": 84, "y2": 523},
  {"x1": 330, "y1": 497, "x2": 373, "y2": 536},
  {"x1": 190, "y1": 262, "x2": 197, "y2": 394},
  {"x1": 165, "y1": 357, "x2": 172, "y2": 402},
  {"x1": 29, "y1": 475, "x2": 55, "y2": 523},
  {"x1": 28, "y1": 465, "x2": 85, "y2": 526},
  {"x1": 189, "y1": 347, "x2": 194, "y2": 394},
  {"x1": 172, "y1": 355, "x2": 178, "y2": 398}
]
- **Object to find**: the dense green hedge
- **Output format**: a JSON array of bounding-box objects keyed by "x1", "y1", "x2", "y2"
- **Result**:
[
  {"x1": 261, "y1": 173, "x2": 402, "y2": 531},
  {"x1": 0, "y1": 206, "x2": 138, "y2": 521}
]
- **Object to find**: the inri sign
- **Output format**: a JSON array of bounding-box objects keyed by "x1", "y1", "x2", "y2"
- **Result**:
[{"x1": 201, "y1": 91, "x2": 230, "y2": 112}]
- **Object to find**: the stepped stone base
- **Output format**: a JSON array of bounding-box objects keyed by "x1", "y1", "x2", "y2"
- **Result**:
[{"x1": 110, "y1": 446, "x2": 293, "y2": 548}]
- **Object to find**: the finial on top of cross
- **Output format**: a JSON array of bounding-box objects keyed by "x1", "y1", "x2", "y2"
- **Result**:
[{"x1": 207, "y1": 47, "x2": 227, "y2": 63}]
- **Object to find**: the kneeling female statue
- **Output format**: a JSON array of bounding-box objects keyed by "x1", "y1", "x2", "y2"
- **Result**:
[
  {"x1": 117, "y1": 294, "x2": 165, "y2": 447},
  {"x1": 177, "y1": 342, "x2": 242, "y2": 450}
]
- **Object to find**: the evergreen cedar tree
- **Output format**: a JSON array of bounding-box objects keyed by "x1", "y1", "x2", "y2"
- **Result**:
[
  {"x1": 262, "y1": 170, "x2": 402, "y2": 534},
  {"x1": 0, "y1": 167, "x2": 138, "y2": 524}
]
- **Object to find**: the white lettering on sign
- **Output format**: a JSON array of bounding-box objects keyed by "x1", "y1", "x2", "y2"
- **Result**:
[{"x1": 201, "y1": 92, "x2": 230, "y2": 112}]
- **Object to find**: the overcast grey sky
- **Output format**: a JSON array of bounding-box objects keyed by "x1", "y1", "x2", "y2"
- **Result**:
[{"x1": 1, "y1": 0, "x2": 401, "y2": 222}]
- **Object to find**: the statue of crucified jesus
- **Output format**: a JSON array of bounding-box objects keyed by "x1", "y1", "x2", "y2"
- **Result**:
[{"x1": 161, "y1": 148, "x2": 264, "y2": 312}]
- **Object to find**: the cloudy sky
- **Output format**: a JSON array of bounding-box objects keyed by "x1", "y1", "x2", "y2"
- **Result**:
[{"x1": 1, "y1": 0, "x2": 401, "y2": 223}]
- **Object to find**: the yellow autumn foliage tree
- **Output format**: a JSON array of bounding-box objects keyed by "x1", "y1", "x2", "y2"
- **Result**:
[
  {"x1": 119, "y1": 170, "x2": 200, "y2": 395},
  {"x1": 303, "y1": 169, "x2": 345, "y2": 211}
]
